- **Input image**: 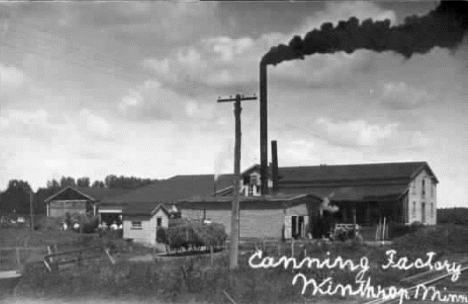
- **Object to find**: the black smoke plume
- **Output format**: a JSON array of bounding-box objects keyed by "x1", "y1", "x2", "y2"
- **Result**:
[{"x1": 262, "y1": 1, "x2": 468, "y2": 65}]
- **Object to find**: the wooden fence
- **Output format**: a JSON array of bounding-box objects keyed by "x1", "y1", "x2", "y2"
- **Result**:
[{"x1": 43, "y1": 246, "x2": 115, "y2": 272}]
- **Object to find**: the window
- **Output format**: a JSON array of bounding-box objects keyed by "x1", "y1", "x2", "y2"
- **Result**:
[
  {"x1": 156, "y1": 217, "x2": 163, "y2": 228},
  {"x1": 411, "y1": 181, "x2": 416, "y2": 195},
  {"x1": 431, "y1": 183, "x2": 434, "y2": 197},
  {"x1": 131, "y1": 221, "x2": 142, "y2": 230},
  {"x1": 251, "y1": 175, "x2": 258, "y2": 185},
  {"x1": 422, "y1": 179, "x2": 425, "y2": 198},
  {"x1": 412, "y1": 202, "x2": 416, "y2": 217},
  {"x1": 431, "y1": 203, "x2": 434, "y2": 217},
  {"x1": 248, "y1": 185, "x2": 254, "y2": 196}
]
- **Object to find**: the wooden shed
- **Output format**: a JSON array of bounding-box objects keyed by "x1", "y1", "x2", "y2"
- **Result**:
[
  {"x1": 122, "y1": 202, "x2": 170, "y2": 245},
  {"x1": 178, "y1": 194, "x2": 322, "y2": 239}
]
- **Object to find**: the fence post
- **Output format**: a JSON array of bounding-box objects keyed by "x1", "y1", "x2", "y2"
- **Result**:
[
  {"x1": 78, "y1": 250, "x2": 82, "y2": 267},
  {"x1": 47, "y1": 246, "x2": 54, "y2": 263},
  {"x1": 291, "y1": 238, "x2": 294, "y2": 257},
  {"x1": 210, "y1": 246, "x2": 214, "y2": 268},
  {"x1": 16, "y1": 247, "x2": 21, "y2": 266}
]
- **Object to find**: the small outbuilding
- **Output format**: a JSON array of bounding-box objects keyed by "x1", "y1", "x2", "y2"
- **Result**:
[{"x1": 122, "y1": 202, "x2": 170, "y2": 245}]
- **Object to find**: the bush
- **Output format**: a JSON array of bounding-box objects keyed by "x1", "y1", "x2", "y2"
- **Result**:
[
  {"x1": 34, "y1": 215, "x2": 62, "y2": 230},
  {"x1": 169, "y1": 217, "x2": 189, "y2": 227},
  {"x1": 100, "y1": 229, "x2": 123, "y2": 239},
  {"x1": 165, "y1": 222, "x2": 227, "y2": 252},
  {"x1": 437, "y1": 208, "x2": 468, "y2": 225},
  {"x1": 66, "y1": 212, "x2": 99, "y2": 233},
  {"x1": 389, "y1": 222, "x2": 422, "y2": 239}
]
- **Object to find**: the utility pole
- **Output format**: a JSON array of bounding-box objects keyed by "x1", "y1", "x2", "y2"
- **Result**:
[
  {"x1": 30, "y1": 190, "x2": 35, "y2": 231},
  {"x1": 217, "y1": 93, "x2": 257, "y2": 269}
]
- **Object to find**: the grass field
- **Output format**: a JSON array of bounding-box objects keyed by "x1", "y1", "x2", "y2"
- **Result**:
[{"x1": 2, "y1": 223, "x2": 468, "y2": 303}]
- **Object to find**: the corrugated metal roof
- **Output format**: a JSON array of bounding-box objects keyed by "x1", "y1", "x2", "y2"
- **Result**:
[
  {"x1": 178, "y1": 193, "x2": 312, "y2": 203},
  {"x1": 278, "y1": 161, "x2": 429, "y2": 183},
  {"x1": 278, "y1": 184, "x2": 408, "y2": 201}
]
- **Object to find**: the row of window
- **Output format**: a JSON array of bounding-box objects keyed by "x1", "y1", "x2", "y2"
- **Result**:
[
  {"x1": 130, "y1": 217, "x2": 164, "y2": 230},
  {"x1": 412, "y1": 178, "x2": 435, "y2": 198},
  {"x1": 412, "y1": 201, "x2": 434, "y2": 218}
]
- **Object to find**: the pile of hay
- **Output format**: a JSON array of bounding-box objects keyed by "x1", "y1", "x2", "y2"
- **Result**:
[{"x1": 163, "y1": 222, "x2": 227, "y2": 252}]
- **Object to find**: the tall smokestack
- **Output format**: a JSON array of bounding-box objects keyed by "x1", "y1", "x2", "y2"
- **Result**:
[
  {"x1": 261, "y1": 1, "x2": 468, "y2": 66},
  {"x1": 271, "y1": 140, "x2": 279, "y2": 194},
  {"x1": 260, "y1": 63, "x2": 268, "y2": 195}
]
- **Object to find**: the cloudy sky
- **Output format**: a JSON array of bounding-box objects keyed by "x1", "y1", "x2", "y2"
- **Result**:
[{"x1": 0, "y1": 1, "x2": 467, "y2": 207}]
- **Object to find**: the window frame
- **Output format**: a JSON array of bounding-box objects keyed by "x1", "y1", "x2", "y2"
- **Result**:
[
  {"x1": 422, "y1": 179, "x2": 426, "y2": 198},
  {"x1": 131, "y1": 221, "x2": 142, "y2": 230}
]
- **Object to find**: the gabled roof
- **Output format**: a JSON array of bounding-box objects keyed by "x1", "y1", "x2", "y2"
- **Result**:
[
  {"x1": 122, "y1": 202, "x2": 169, "y2": 216},
  {"x1": 44, "y1": 186, "x2": 131, "y2": 203},
  {"x1": 101, "y1": 174, "x2": 234, "y2": 205},
  {"x1": 278, "y1": 161, "x2": 437, "y2": 183}
]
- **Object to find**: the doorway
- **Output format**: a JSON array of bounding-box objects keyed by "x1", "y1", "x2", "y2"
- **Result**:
[{"x1": 292, "y1": 216, "x2": 305, "y2": 239}]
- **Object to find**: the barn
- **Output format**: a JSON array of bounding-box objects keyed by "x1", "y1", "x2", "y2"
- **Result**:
[
  {"x1": 178, "y1": 194, "x2": 323, "y2": 239},
  {"x1": 44, "y1": 187, "x2": 130, "y2": 218}
]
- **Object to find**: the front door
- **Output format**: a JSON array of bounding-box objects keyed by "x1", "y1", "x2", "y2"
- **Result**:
[{"x1": 421, "y1": 202, "x2": 426, "y2": 224}]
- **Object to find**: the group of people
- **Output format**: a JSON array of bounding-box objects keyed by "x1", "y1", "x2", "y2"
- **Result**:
[
  {"x1": 99, "y1": 221, "x2": 122, "y2": 230},
  {"x1": 61, "y1": 221, "x2": 81, "y2": 231}
]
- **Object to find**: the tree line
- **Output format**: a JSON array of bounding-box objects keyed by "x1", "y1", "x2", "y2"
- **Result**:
[{"x1": 0, "y1": 175, "x2": 158, "y2": 216}]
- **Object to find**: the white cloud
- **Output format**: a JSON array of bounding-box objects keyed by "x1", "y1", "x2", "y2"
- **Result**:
[
  {"x1": 0, "y1": 108, "x2": 121, "y2": 190},
  {"x1": 314, "y1": 117, "x2": 431, "y2": 149},
  {"x1": 177, "y1": 47, "x2": 202, "y2": 67},
  {"x1": 315, "y1": 118, "x2": 396, "y2": 147},
  {"x1": 185, "y1": 101, "x2": 216, "y2": 120},
  {"x1": 117, "y1": 80, "x2": 175, "y2": 121},
  {"x1": 203, "y1": 36, "x2": 255, "y2": 61},
  {"x1": 0, "y1": 108, "x2": 115, "y2": 144},
  {"x1": 379, "y1": 81, "x2": 433, "y2": 110},
  {"x1": 0, "y1": 64, "x2": 25, "y2": 93},
  {"x1": 0, "y1": 109, "x2": 71, "y2": 143},
  {"x1": 78, "y1": 109, "x2": 113, "y2": 140}
]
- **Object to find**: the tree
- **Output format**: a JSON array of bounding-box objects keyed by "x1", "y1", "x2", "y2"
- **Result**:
[
  {"x1": 46, "y1": 179, "x2": 60, "y2": 189},
  {"x1": 1, "y1": 179, "x2": 32, "y2": 215},
  {"x1": 104, "y1": 175, "x2": 118, "y2": 188},
  {"x1": 7, "y1": 180, "x2": 32, "y2": 192},
  {"x1": 77, "y1": 177, "x2": 90, "y2": 188},
  {"x1": 60, "y1": 176, "x2": 76, "y2": 188},
  {"x1": 92, "y1": 180, "x2": 105, "y2": 188},
  {"x1": 103, "y1": 174, "x2": 156, "y2": 189}
]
